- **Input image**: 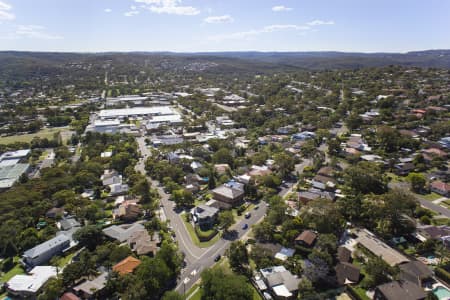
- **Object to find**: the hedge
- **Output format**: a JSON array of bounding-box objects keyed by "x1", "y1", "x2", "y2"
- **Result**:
[
  {"x1": 435, "y1": 267, "x2": 450, "y2": 285},
  {"x1": 194, "y1": 225, "x2": 218, "y2": 242},
  {"x1": 347, "y1": 286, "x2": 370, "y2": 300}
]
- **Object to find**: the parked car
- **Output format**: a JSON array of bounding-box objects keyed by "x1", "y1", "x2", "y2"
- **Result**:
[{"x1": 214, "y1": 255, "x2": 221, "y2": 262}]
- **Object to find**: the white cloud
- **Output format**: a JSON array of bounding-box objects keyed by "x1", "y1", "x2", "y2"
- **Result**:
[
  {"x1": 210, "y1": 24, "x2": 311, "y2": 41},
  {"x1": 0, "y1": 1, "x2": 15, "y2": 21},
  {"x1": 104, "y1": 8, "x2": 112, "y2": 13},
  {"x1": 204, "y1": 15, "x2": 234, "y2": 24},
  {"x1": 135, "y1": 0, "x2": 200, "y2": 16},
  {"x1": 307, "y1": 19, "x2": 334, "y2": 26},
  {"x1": 272, "y1": 5, "x2": 292, "y2": 12},
  {"x1": 16, "y1": 25, "x2": 62, "y2": 40},
  {"x1": 124, "y1": 10, "x2": 140, "y2": 17}
]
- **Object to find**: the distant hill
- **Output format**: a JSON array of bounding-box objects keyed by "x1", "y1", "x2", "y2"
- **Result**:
[
  {"x1": 189, "y1": 50, "x2": 450, "y2": 69},
  {"x1": 0, "y1": 50, "x2": 449, "y2": 82}
]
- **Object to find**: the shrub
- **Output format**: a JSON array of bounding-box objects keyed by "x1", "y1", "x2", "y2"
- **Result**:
[
  {"x1": 436, "y1": 267, "x2": 450, "y2": 285},
  {"x1": 1, "y1": 257, "x2": 14, "y2": 272}
]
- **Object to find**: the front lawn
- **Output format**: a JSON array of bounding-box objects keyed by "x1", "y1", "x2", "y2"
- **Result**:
[
  {"x1": 182, "y1": 216, "x2": 220, "y2": 248},
  {"x1": 0, "y1": 258, "x2": 25, "y2": 283},
  {"x1": 420, "y1": 192, "x2": 443, "y2": 201}
]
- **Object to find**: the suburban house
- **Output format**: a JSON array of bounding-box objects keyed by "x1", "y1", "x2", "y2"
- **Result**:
[
  {"x1": 374, "y1": 281, "x2": 426, "y2": 300},
  {"x1": 112, "y1": 256, "x2": 142, "y2": 276},
  {"x1": 354, "y1": 229, "x2": 410, "y2": 266},
  {"x1": 22, "y1": 235, "x2": 71, "y2": 268},
  {"x1": 295, "y1": 230, "x2": 317, "y2": 248},
  {"x1": 416, "y1": 225, "x2": 450, "y2": 248},
  {"x1": 337, "y1": 246, "x2": 352, "y2": 263},
  {"x1": 103, "y1": 223, "x2": 146, "y2": 243},
  {"x1": 73, "y1": 272, "x2": 108, "y2": 299},
  {"x1": 257, "y1": 266, "x2": 301, "y2": 299},
  {"x1": 335, "y1": 262, "x2": 360, "y2": 285},
  {"x1": 109, "y1": 182, "x2": 129, "y2": 196},
  {"x1": 211, "y1": 181, "x2": 245, "y2": 208},
  {"x1": 45, "y1": 207, "x2": 65, "y2": 219},
  {"x1": 430, "y1": 180, "x2": 450, "y2": 197},
  {"x1": 311, "y1": 174, "x2": 336, "y2": 191},
  {"x1": 127, "y1": 229, "x2": 161, "y2": 256},
  {"x1": 214, "y1": 164, "x2": 230, "y2": 175},
  {"x1": 394, "y1": 162, "x2": 415, "y2": 176},
  {"x1": 6, "y1": 266, "x2": 57, "y2": 299},
  {"x1": 113, "y1": 201, "x2": 142, "y2": 222},
  {"x1": 399, "y1": 261, "x2": 433, "y2": 287},
  {"x1": 191, "y1": 204, "x2": 219, "y2": 229},
  {"x1": 59, "y1": 217, "x2": 81, "y2": 231}
]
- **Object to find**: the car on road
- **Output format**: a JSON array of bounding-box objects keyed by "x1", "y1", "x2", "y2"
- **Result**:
[
  {"x1": 254, "y1": 205, "x2": 259, "y2": 210},
  {"x1": 214, "y1": 255, "x2": 221, "y2": 262},
  {"x1": 242, "y1": 223, "x2": 248, "y2": 230},
  {"x1": 245, "y1": 212, "x2": 251, "y2": 219}
]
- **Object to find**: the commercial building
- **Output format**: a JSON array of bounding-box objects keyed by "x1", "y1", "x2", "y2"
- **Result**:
[{"x1": 98, "y1": 106, "x2": 177, "y2": 119}]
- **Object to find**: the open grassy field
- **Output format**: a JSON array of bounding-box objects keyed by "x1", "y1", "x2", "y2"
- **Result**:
[{"x1": 0, "y1": 127, "x2": 66, "y2": 145}]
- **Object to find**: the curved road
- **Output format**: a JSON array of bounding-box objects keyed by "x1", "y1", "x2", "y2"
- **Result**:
[{"x1": 135, "y1": 136, "x2": 268, "y2": 293}]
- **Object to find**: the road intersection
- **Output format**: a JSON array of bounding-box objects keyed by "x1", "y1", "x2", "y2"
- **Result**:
[{"x1": 135, "y1": 137, "x2": 268, "y2": 293}]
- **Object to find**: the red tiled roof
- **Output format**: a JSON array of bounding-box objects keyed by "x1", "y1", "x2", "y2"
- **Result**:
[
  {"x1": 112, "y1": 256, "x2": 141, "y2": 275},
  {"x1": 431, "y1": 180, "x2": 450, "y2": 192},
  {"x1": 60, "y1": 292, "x2": 81, "y2": 300}
]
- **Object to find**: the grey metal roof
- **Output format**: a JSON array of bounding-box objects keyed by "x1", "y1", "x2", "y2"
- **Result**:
[
  {"x1": 23, "y1": 235, "x2": 70, "y2": 259},
  {"x1": 102, "y1": 223, "x2": 145, "y2": 242}
]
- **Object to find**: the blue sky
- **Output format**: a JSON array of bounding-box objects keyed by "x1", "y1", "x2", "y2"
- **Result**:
[{"x1": 0, "y1": 0, "x2": 449, "y2": 52}]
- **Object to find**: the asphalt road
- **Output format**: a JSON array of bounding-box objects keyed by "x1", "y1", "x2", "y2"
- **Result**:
[
  {"x1": 135, "y1": 136, "x2": 268, "y2": 294},
  {"x1": 389, "y1": 181, "x2": 450, "y2": 218}
]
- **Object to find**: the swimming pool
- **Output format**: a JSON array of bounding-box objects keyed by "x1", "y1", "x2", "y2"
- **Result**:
[{"x1": 433, "y1": 286, "x2": 450, "y2": 300}]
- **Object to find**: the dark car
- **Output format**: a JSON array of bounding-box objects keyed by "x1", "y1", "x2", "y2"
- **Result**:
[
  {"x1": 242, "y1": 223, "x2": 248, "y2": 230},
  {"x1": 214, "y1": 255, "x2": 221, "y2": 262}
]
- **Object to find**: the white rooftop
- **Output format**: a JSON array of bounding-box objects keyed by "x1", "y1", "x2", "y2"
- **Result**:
[
  {"x1": 94, "y1": 119, "x2": 121, "y2": 126},
  {"x1": 7, "y1": 266, "x2": 57, "y2": 294},
  {"x1": 147, "y1": 114, "x2": 182, "y2": 123},
  {"x1": 98, "y1": 106, "x2": 175, "y2": 118},
  {"x1": 0, "y1": 149, "x2": 30, "y2": 161}
]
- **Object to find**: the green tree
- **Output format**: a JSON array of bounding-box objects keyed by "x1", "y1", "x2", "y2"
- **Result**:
[
  {"x1": 162, "y1": 291, "x2": 184, "y2": 300},
  {"x1": 73, "y1": 225, "x2": 103, "y2": 251},
  {"x1": 201, "y1": 268, "x2": 253, "y2": 300},
  {"x1": 407, "y1": 172, "x2": 426, "y2": 193},
  {"x1": 363, "y1": 256, "x2": 394, "y2": 288},
  {"x1": 344, "y1": 162, "x2": 387, "y2": 194},
  {"x1": 253, "y1": 221, "x2": 274, "y2": 242},
  {"x1": 62, "y1": 262, "x2": 85, "y2": 286},
  {"x1": 135, "y1": 257, "x2": 172, "y2": 299},
  {"x1": 227, "y1": 241, "x2": 249, "y2": 274},
  {"x1": 38, "y1": 278, "x2": 63, "y2": 300},
  {"x1": 274, "y1": 152, "x2": 295, "y2": 179},
  {"x1": 218, "y1": 210, "x2": 234, "y2": 232},
  {"x1": 212, "y1": 148, "x2": 234, "y2": 167},
  {"x1": 297, "y1": 277, "x2": 317, "y2": 300},
  {"x1": 171, "y1": 189, "x2": 194, "y2": 208}
]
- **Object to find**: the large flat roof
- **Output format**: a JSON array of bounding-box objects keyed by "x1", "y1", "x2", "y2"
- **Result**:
[
  {"x1": 355, "y1": 229, "x2": 410, "y2": 266},
  {"x1": 0, "y1": 163, "x2": 29, "y2": 189},
  {"x1": 98, "y1": 106, "x2": 176, "y2": 118}
]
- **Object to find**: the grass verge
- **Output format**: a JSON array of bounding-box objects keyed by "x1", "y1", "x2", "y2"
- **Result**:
[{"x1": 182, "y1": 217, "x2": 220, "y2": 248}]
